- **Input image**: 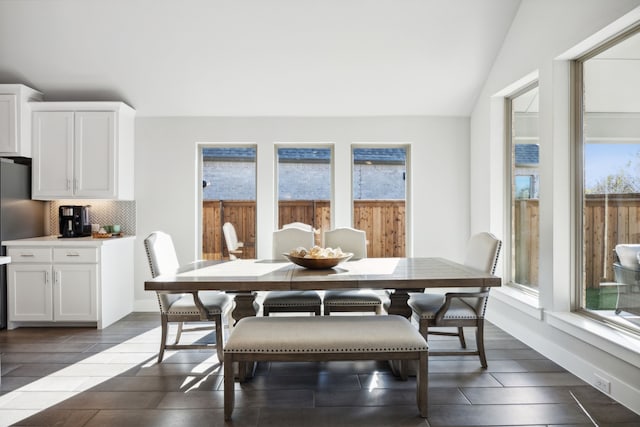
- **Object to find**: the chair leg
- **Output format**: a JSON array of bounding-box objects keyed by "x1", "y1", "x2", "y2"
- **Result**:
[
  {"x1": 224, "y1": 353, "x2": 235, "y2": 421},
  {"x1": 458, "y1": 326, "x2": 466, "y2": 348},
  {"x1": 158, "y1": 314, "x2": 169, "y2": 363},
  {"x1": 418, "y1": 319, "x2": 428, "y2": 340},
  {"x1": 215, "y1": 314, "x2": 224, "y2": 363},
  {"x1": 476, "y1": 320, "x2": 487, "y2": 368},
  {"x1": 174, "y1": 321, "x2": 184, "y2": 345},
  {"x1": 399, "y1": 359, "x2": 408, "y2": 381}
]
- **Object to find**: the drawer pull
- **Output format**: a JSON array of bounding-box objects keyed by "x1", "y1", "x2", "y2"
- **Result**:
[
  {"x1": 20, "y1": 253, "x2": 35, "y2": 257},
  {"x1": 66, "y1": 253, "x2": 81, "y2": 257}
]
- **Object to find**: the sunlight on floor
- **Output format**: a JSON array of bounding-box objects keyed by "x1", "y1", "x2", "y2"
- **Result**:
[{"x1": 0, "y1": 325, "x2": 221, "y2": 426}]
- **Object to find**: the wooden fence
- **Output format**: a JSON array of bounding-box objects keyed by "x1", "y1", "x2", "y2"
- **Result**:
[
  {"x1": 205, "y1": 195, "x2": 639, "y2": 288},
  {"x1": 203, "y1": 200, "x2": 405, "y2": 260},
  {"x1": 514, "y1": 194, "x2": 640, "y2": 289}
]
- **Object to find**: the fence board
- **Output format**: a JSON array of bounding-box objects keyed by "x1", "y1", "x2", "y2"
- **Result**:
[{"x1": 203, "y1": 199, "x2": 406, "y2": 260}]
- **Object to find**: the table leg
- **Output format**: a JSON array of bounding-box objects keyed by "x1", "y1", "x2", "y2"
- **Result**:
[
  {"x1": 387, "y1": 288, "x2": 421, "y2": 377},
  {"x1": 231, "y1": 292, "x2": 259, "y2": 325},
  {"x1": 387, "y1": 289, "x2": 417, "y2": 319}
]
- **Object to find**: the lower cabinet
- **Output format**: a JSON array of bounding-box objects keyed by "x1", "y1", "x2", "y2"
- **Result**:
[
  {"x1": 54, "y1": 264, "x2": 98, "y2": 321},
  {"x1": 6, "y1": 238, "x2": 134, "y2": 329},
  {"x1": 7, "y1": 264, "x2": 52, "y2": 322}
]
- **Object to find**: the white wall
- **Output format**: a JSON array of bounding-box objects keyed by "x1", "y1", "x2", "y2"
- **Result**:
[
  {"x1": 134, "y1": 116, "x2": 469, "y2": 309},
  {"x1": 470, "y1": 0, "x2": 640, "y2": 413}
]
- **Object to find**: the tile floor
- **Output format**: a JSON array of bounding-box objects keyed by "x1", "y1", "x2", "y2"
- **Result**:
[{"x1": 1, "y1": 313, "x2": 639, "y2": 427}]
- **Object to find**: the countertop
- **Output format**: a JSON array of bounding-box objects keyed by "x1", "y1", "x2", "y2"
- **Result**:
[
  {"x1": 0, "y1": 256, "x2": 10, "y2": 265},
  {"x1": 2, "y1": 235, "x2": 136, "y2": 246}
]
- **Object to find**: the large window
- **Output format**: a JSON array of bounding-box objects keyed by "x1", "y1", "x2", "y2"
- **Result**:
[
  {"x1": 507, "y1": 84, "x2": 540, "y2": 293},
  {"x1": 577, "y1": 28, "x2": 640, "y2": 331},
  {"x1": 352, "y1": 147, "x2": 407, "y2": 257},
  {"x1": 201, "y1": 146, "x2": 257, "y2": 259},
  {"x1": 276, "y1": 146, "x2": 332, "y2": 242}
]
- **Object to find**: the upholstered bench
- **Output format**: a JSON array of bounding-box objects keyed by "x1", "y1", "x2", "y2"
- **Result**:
[{"x1": 223, "y1": 315, "x2": 429, "y2": 420}]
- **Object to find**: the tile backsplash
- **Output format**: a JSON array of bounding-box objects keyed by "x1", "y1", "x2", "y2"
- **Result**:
[{"x1": 46, "y1": 200, "x2": 136, "y2": 236}]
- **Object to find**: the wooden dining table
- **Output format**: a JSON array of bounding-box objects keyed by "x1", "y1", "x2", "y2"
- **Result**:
[{"x1": 144, "y1": 257, "x2": 502, "y2": 323}]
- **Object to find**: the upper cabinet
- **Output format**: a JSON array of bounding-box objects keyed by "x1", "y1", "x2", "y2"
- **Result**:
[
  {"x1": 31, "y1": 102, "x2": 135, "y2": 200},
  {"x1": 0, "y1": 84, "x2": 43, "y2": 157}
]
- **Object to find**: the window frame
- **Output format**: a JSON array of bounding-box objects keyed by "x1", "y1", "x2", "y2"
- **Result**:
[
  {"x1": 573, "y1": 24, "x2": 640, "y2": 333},
  {"x1": 505, "y1": 81, "x2": 540, "y2": 297}
]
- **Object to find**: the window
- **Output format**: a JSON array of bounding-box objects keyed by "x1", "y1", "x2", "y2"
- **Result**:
[
  {"x1": 507, "y1": 84, "x2": 540, "y2": 292},
  {"x1": 276, "y1": 146, "x2": 332, "y2": 241},
  {"x1": 201, "y1": 146, "x2": 256, "y2": 259},
  {"x1": 577, "y1": 27, "x2": 640, "y2": 332},
  {"x1": 352, "y1": 146, "x2": 407, "y2": 257}
]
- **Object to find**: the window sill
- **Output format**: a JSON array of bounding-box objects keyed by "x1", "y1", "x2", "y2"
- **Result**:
[
  {"x1": 546, "y1": 311, "x2": 640, "y2": 369},
  {"x1": 491, "y1": 285, "x2": 543, "y2": 320}
]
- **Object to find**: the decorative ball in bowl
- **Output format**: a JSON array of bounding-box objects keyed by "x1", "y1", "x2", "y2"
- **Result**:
[{"x1": 283, "y1": 247, "x2": 353, "y2": 269}]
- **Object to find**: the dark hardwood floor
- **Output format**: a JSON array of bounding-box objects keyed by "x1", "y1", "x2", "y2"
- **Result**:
[{"x1": 1, "y1": 312, "x2": 639, "y2": 427}]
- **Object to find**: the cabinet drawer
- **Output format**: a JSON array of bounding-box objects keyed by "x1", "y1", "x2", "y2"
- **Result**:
[
  {"x1": 7, "y1": 247, "x2": 52, "y2": 263},
  {"x1": 53, "y1": 248, "x2": 98, "y2": 263}
]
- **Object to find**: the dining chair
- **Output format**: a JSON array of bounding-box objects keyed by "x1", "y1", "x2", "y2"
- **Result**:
[
  {"x1": 322, "y1": 227, "x2": 386, "y2": 315},
  {"x1": 408, "y1": 232, "x2": 501, "y2": 368},
  {"x1": 222, "y1": 222, "x2": 244, "y2": 260},
  {"x1": 612, "y1": 244, "x2": 640, "y2": 316},
  {"x1": 144, "y1": 231, "x2": 232, "y2": 363},
  {"x1": 262, "y1": 227, "x2": 322, "y2": 316}
]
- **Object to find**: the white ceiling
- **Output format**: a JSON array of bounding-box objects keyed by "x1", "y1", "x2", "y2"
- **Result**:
[{"x1": 0, "y1": 0, "x2": 521, "y2": 117}]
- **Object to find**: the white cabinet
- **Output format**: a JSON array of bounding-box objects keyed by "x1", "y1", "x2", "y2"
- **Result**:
[
  {"x1": 0, "y1": 84, "x2": 43, "y2": 156},
  {"x1": 31, "y1": 102, "x2": 135, "y2": 200},
  {"x1": 7, "y1": 264, "x2": 52, "y2": 322},
  {"x1": 7, "y1": 247, "x2": 98, "y2": 323},
  {"x1": 5, "y1": 237, "x2": 135, "y2": 329},
  {"x1": 54, "y1": 264, "x2": 98, "y2": 322}
]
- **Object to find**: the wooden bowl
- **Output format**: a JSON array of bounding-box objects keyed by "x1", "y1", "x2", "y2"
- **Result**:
[{"x1": 283, "y1": 253, "x2": 353, "y2": 269}]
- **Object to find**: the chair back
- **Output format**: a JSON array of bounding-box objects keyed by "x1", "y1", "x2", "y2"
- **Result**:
[
  {"x1": 323, "y1": 227, "x2": 367, "y2": 259},
  {"x1": 223, "y1": 222, "x2": 241, "y2": 259},
  {"x1": 144, "y1": 231, "x2": 182, "y2": 312},
  {"x1": 283, "y1": 222, "x2": 314, "y2": 232},
  {"x1": 614, "y1": 244, "x2": 640, "y2": 270},
  {"x1": 464, "y1": 232, "x2": 501, "y2": 275},
  {"x1": 273, "y1": 227, "x2": 315, "y2": 259},
  {"x1": 461, "y1": 232, "x2": 502, "y2": 315}
]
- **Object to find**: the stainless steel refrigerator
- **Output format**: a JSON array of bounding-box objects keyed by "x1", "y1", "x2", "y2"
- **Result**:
[{"x1": 0, "y1": 158, "x2": 45, "y2": 329}]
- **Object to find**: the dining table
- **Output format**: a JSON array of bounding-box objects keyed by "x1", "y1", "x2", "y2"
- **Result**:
[{"x1": 144, "y1": 257, "x2": 502, "y2": 323}]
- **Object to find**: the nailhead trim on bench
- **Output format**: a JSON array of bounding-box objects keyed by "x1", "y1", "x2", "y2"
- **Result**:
[{"x1": 223, "y1": 315, "x2": 429, "y2": 421}]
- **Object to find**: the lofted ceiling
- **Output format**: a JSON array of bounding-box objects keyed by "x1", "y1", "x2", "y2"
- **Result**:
[{"x1": 0, "y1": 0, "x2": 521, "y2": 117}]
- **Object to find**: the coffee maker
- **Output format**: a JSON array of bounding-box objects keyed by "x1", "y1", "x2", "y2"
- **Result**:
[{"x1": 59, "y1": 205, "x2": 91, "y2": 238}]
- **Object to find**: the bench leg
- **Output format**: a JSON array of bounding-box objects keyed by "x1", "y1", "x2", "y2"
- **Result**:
[
  {"x1": 224, "y1": 353, "x2": 235, "y2": 421},
  {"x1": 417, "y1": 351, "x2": 428, "y2": 418}
]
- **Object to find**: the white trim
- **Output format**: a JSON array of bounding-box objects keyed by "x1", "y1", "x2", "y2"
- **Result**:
[
  {"x1": 490, "y1": 286, "x2": 543, "y2": 320},
  {"x1": 546, "y1": 311, "x2": 640, "y2": 369}
]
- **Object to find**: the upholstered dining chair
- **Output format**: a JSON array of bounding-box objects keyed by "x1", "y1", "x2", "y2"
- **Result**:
[
  {"x1": 262, "y1": 227, "x2": 322, "y2": 316},
  {"x1": 408, "y1": 232, "x2": 501, "y2": 368},
  {"x1": 222, "y1": 222, "x2": 244, "y2": 260},
  {"x1": 144, "y1": 231, "x2": 232, "y2": 363},
  {"x1": 322, "y1": 227, "x2": 386, "y2": 315}
]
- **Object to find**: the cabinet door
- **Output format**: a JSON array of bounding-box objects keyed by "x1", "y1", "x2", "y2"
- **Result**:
[
  {"x1": 32, "y1": 111, "x2": 74, "y2": 198},
  {"x1": 0, "y1": 94, "x2": 17, "y2": 154},
  {"x1": 74, "y1": 111, "x2": 116, "y2": 198},
  {"x1": 7, "y1": 264, "x2": 53, "y2": 322},
  {"x1": 53, "y1": 264, "x2": 97, "y2": 321}
]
